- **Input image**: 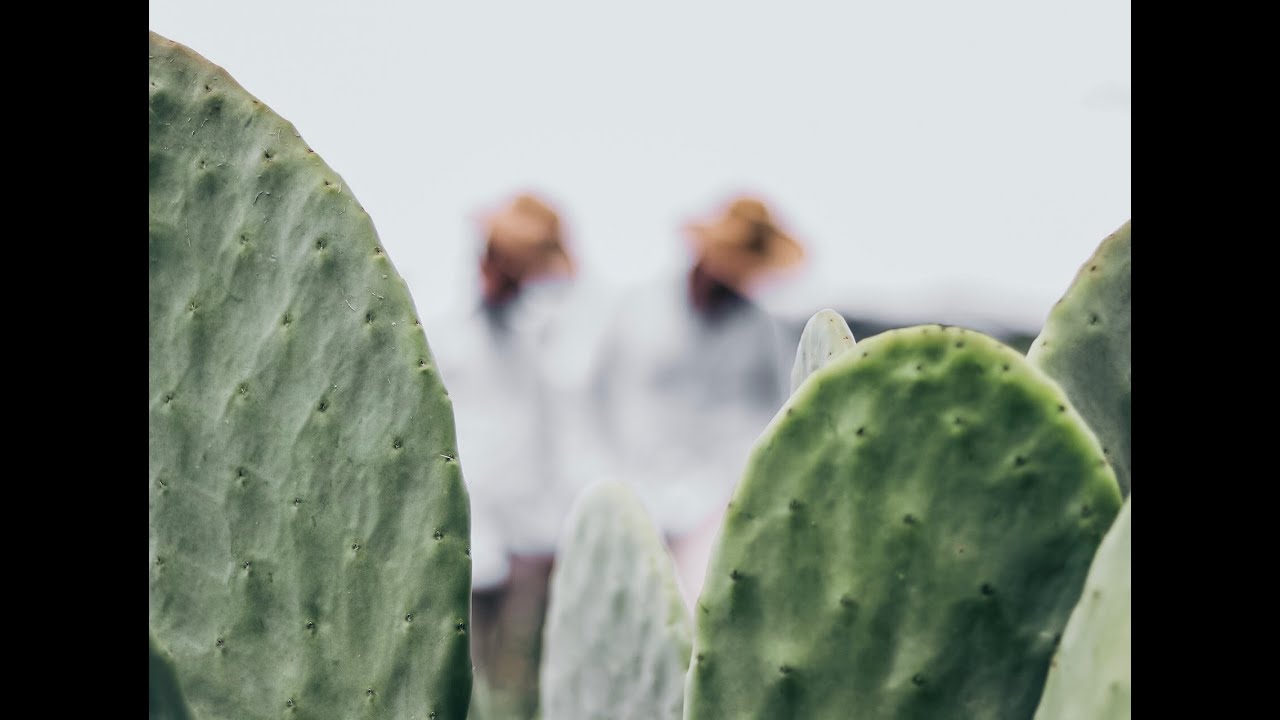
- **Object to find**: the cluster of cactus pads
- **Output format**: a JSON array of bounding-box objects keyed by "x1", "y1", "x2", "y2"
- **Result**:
[
  {"x1": 150, "y1": 29, "x2": 1130, "y2": 719},
  {"x1": 539, "y1": 225, "x2": 1131, "y2": 719}
]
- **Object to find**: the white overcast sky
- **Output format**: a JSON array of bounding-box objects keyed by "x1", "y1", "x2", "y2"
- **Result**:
[{"x1": 149, "y1": 0, "x2": 1130, "y2": 332}]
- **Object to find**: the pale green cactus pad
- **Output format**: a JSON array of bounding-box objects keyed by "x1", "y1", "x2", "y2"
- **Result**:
[
  {"x1": 149, "y1": 31, "x2": 471, "y2": 719},
  {"x1": 789, "y1": 308, "x2": 856, "y2": 394},
  {"x1": 685, "y1": 323, "x2": 1122, "y2": 719},
  {"x1": 540, "y1": 481, "x2": 692, "y2": 720},
  {"x1": 1029, "y1": 221, "x2": 1132, "y2": 496},
  {"x1": 1034, "y1": 497, "x2": 1132, "y2": 720},
  {"x1": 150, "y1": 635, "x2": 193, "y2": 720}
]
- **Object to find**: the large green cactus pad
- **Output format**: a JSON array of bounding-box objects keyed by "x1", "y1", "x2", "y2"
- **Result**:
[
  {"x1": 1034, "y1": 497, "x2": 1132, "y2": 720},
  {"x1": 149, "y1": 31, "x2": 471, "y2": 719},
  {"x1": 540, "y1": 481, "x2": 692, "y2": 720},
  {"x1": 790, "y1": 308, "x2": 856, "y2": 395},
  {"x1": 685, "y1": 324, "x2": 1122, "y2": 719},
  {"x1": 1028, "y1": 221, "x2": 1131, "y2": 496}
]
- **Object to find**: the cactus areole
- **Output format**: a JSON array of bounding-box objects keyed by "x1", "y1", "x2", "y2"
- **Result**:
[{"x1": 149, "y1": 31, "x2": 472, "y2": 719}]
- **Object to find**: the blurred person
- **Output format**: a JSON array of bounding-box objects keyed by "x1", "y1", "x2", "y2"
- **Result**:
[
  {"x1": 588, "y1": 194, "x2": 805, "y2": 608},
  {"x1": 427, "y1": 192, "x2": 601, "y2": 718}
]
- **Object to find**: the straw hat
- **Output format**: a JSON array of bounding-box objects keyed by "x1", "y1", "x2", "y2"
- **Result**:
[
  {"x1": 686, "y1": 195, "x2": 804, "y2": 287},
  {"x1": 479, "y1": 193, "x2": 574, "y2": 280}
]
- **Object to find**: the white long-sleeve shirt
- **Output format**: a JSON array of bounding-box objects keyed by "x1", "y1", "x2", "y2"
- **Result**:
[
  {"x1": 587, "y1": 272, "x2": 791, "y2": 536},
  {"x1": 428, "y1": 279, "x2": 610, "y2": 586}
]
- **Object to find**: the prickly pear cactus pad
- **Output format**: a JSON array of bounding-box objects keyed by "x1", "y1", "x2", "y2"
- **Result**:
[
  {"x1": 790, "y1": 308, "x2": 856, "y2": 395},
  {"x1": 149, "y1": 31, "x2": 471, "y2": 719},
  {"x1": 685, "y1": 324, "x2": 1122, "y2": 720},
  {"x1": 1028, "y1": 221, "x2": 1131, "y2": 496},
  {"x1": 150, "y1": 635, "x2": 193, "y2": 720},
  {"x1": 540, "y1": 481, "x2": 692, "y2": 720},
  {"x1": 1034, "y1": 498, "x2": 1131, "y2": 720}
]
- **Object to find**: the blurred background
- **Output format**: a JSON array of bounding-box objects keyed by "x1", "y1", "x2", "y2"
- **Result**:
[
  {"x1": 150, "y1": 1, "x2": 1129, "y2": 716},
  {"x1": 148, "y1": 0, "x2": 1129, "y2": 336}
]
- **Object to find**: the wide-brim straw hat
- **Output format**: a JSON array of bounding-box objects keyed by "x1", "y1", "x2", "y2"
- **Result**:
[
  {"x1": 686, "y1": 196, "x2": 805, "y2": 274},
  {"x1": 477, "y1": 193, "x2": 574, "y2": 277}
]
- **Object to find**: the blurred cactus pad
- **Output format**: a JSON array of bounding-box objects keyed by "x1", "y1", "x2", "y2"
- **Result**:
[
  {"x1": 1034, "y1": 498, "x2": 1132, "y2": 720},
  {"x1": 789, "y1": 308, "x2": 857, "y2": 394},
  {"x1": 148, "y1": 31, "x2": 472, "y2": 719},
  {"x1": 1029, "y1": 221, "x2": 1131, "y2": 496},
  {"x1": 540, "y1": 481, "x2": 692, "y2": 720},
  {"x1": 686, "y1": 325, "x2": 1123, "y2": 719}
]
